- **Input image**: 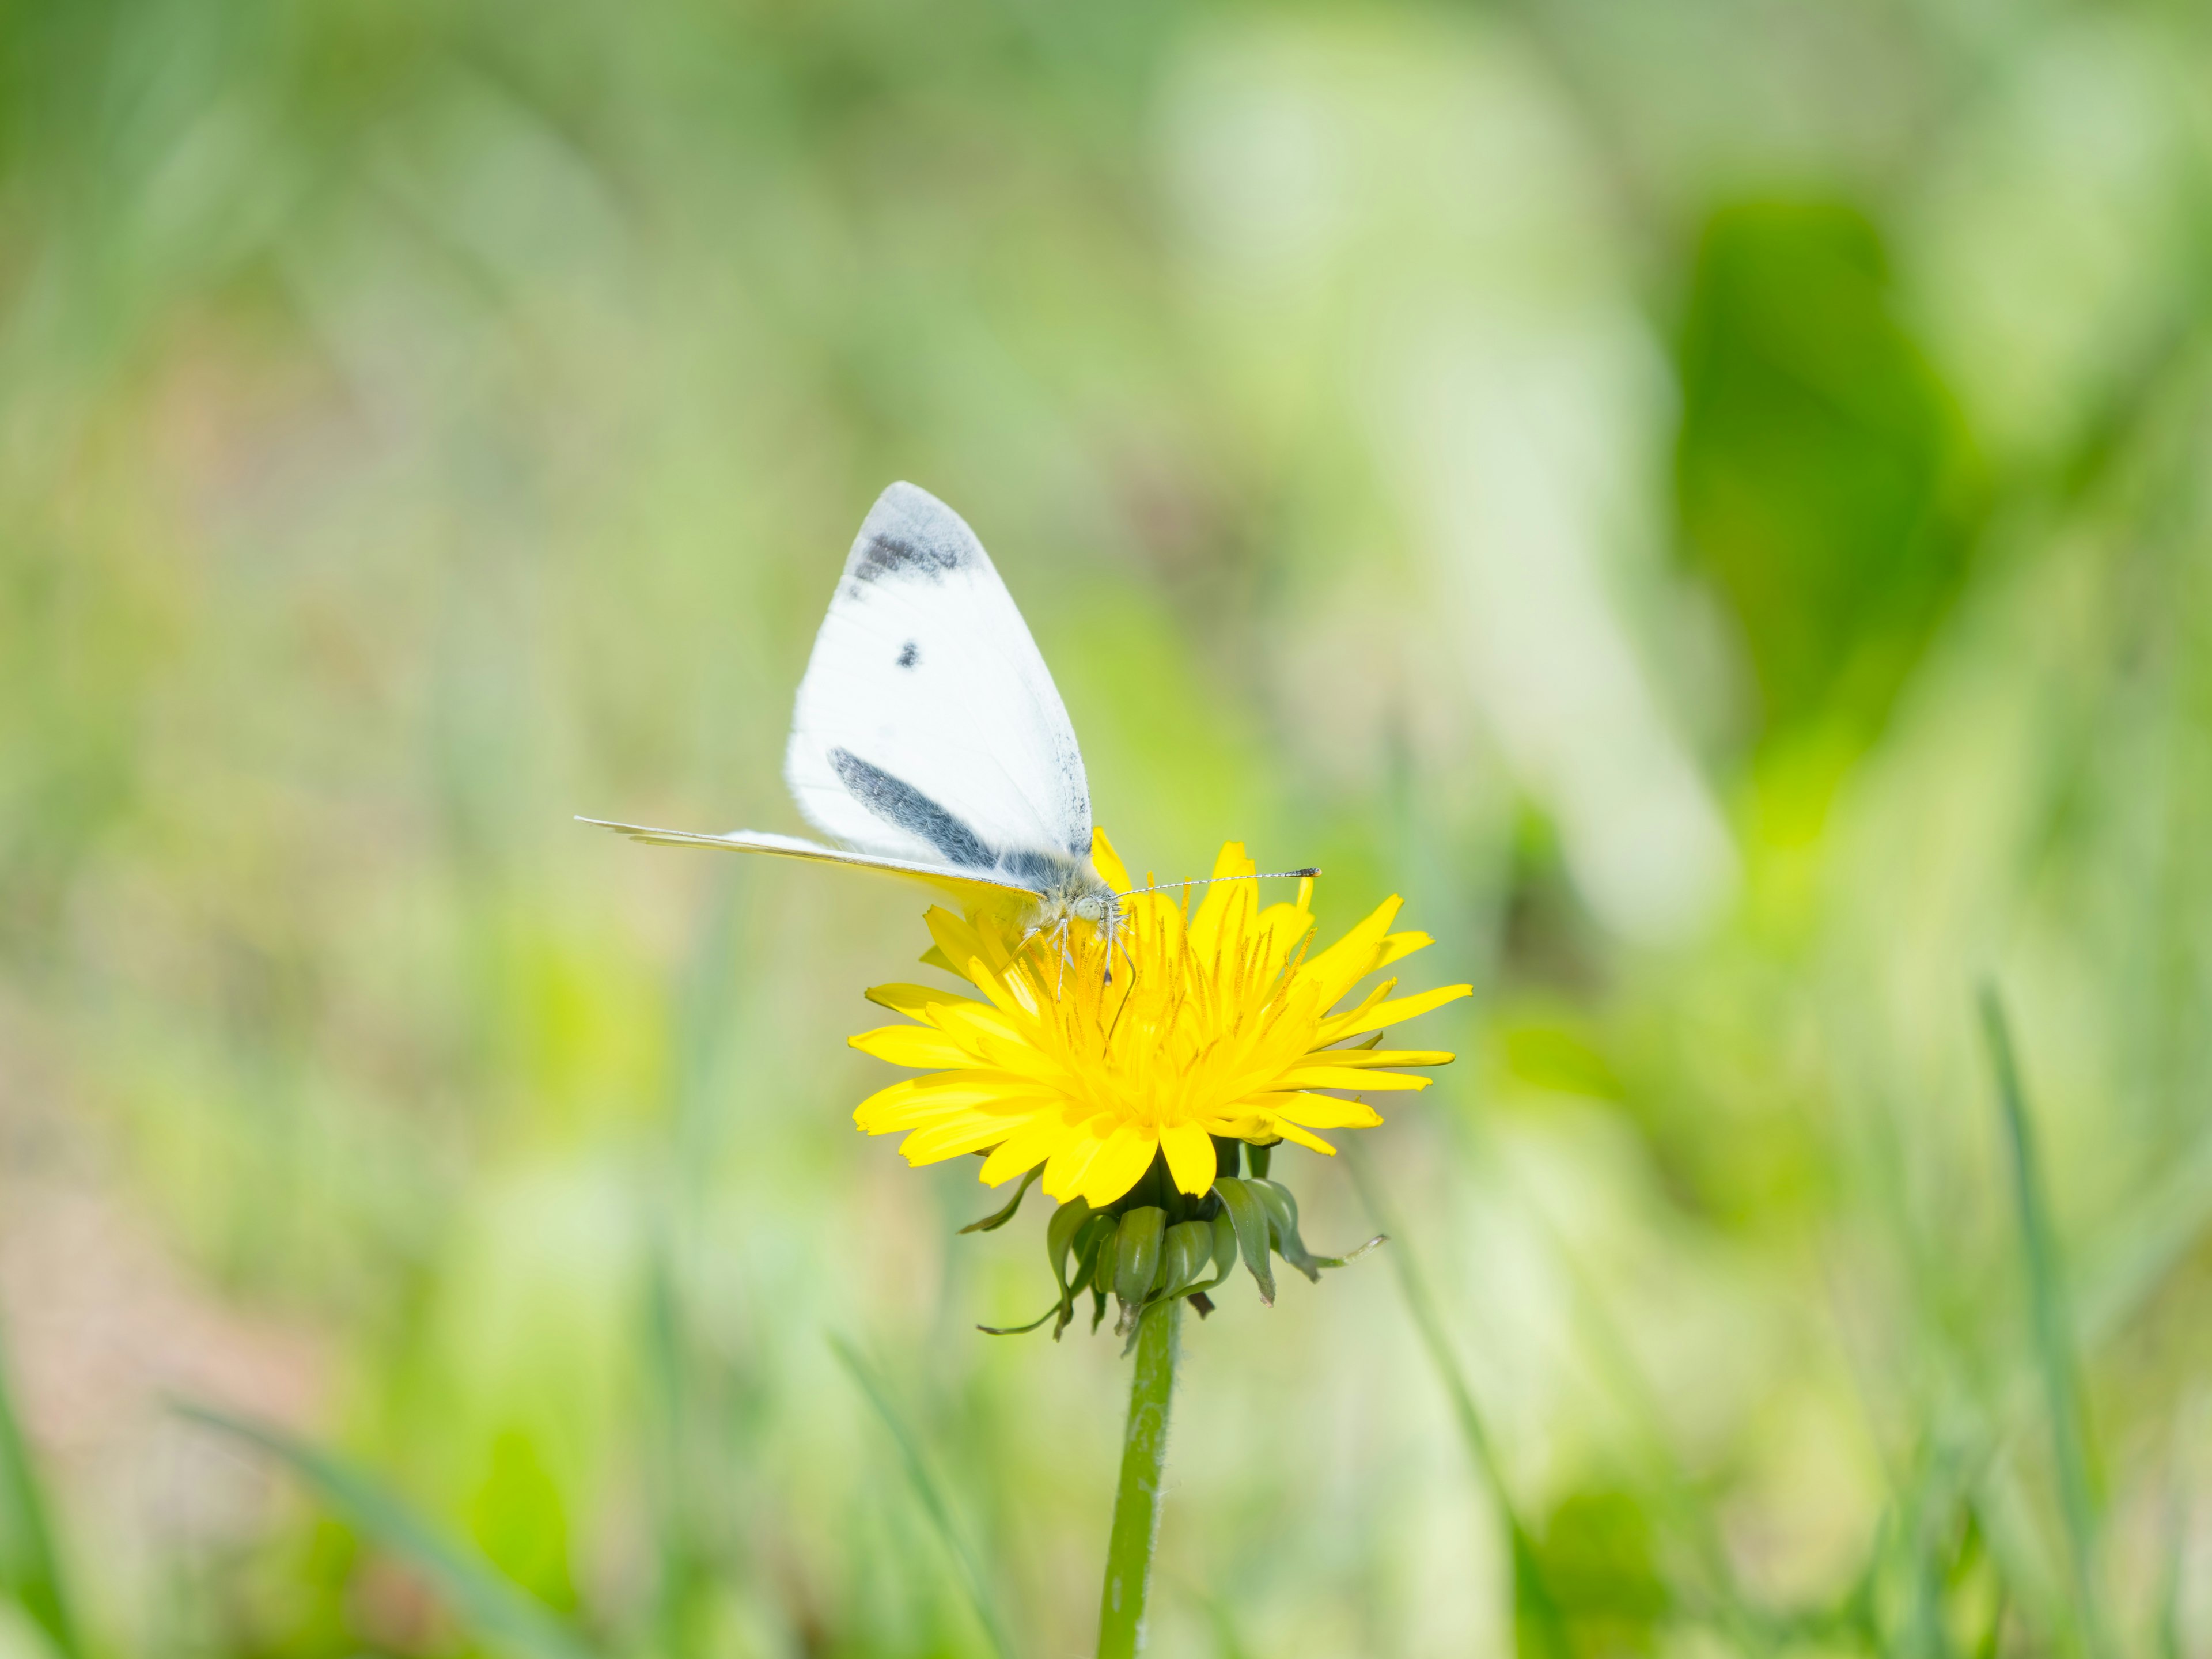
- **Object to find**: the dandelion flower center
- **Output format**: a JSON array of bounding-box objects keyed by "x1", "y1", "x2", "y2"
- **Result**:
[{"x1": 851, "y1": 832, "x2": 1472, "y2": 1208}]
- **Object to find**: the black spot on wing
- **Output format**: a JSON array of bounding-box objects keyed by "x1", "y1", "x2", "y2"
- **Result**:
[
  {"x1": 854, "y1": 533, "x2": 965, "y2": 584},
  {"x1": 830, "y1": 748, "x2": 995, "y2": 870},
  {"x1": 896, "y1": 639, "x2": 919, "y2": 669}
]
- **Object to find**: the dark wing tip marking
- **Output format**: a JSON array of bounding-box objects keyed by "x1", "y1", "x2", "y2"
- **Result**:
[
  {"x1": 846, "y1": 482, "x2": 982, "y2": 585},
  {"x1": 855, "y1": 533, "x2": 963, "y2": 584},
  {"x1": 828, "y1": 748, "x2": 997, "y2": 871},
  {"x1": 896, "y1": 639, "x2": 919, "y2": 669}
]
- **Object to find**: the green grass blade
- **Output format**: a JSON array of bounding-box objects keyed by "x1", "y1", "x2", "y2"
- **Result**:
[
  {"x1": 1979, "y1": 986, "x2": 2103, "y2": 1657},
  {"x1": 0, "y1": 1324, "x2": 82, "y2": 1659},
  {"x1": 640, "y1": 867, "x2": 756, "y2": 1655},
  {"x1": 641, "y1": 1241, "x2": 715, "y2": 1657},
  {"x1": 1517, "y1": 1181, "x2": 1774, "y2": 1652},
  {"x1": 2155, "y1": 1503, "x2": 2183, "y2": 1659},
  {"x1": 1345, "y1": 1147, "x2": 1570, "y2": 1659},
  {"x1": 828, "y1": 1335, "x2": 1015, "y2": 1659},
  {"x1": 176, "y1": 1403, "x2": 600, "y2": 1659}
]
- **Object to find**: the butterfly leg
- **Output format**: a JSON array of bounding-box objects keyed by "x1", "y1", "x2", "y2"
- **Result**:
[{"x1": 1013, "y1": 916, "x2": 1051, "y2": 969}]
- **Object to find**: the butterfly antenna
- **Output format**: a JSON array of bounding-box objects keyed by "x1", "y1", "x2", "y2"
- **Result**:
[{"x1": 1123, "y1": 867, "x2": 1320, "y2": 898}]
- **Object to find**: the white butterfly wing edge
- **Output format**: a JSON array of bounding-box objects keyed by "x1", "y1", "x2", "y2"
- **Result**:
[{"x1": 575, "y1": 817, "x2": 1040, "y2": 912}]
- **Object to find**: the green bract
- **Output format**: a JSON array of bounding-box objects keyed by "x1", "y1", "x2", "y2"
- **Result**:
[{"x1": 969, "y1": 1137, "x2": 1382, "y2": 1352}]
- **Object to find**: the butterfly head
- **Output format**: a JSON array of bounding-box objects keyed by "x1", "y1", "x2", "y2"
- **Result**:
[
  {"x1": 1033, "y1": 859, "x2": 1120, "y2": 934},
  {"x1": 1009, "y1": 858, "x2": 1124, "y2": 983},
  {"x1": 1067, "y1": 881, "x2": 1117, "y2": 929}
]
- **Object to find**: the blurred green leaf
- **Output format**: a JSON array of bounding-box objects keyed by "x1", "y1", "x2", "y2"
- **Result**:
[
  {"x1": 467, "y1": 1429, "x2": 577, "y2": 1613},
  {"x1": 1531, "y1": 1490, "x2": 1669, "y2": 1656},
  {"x1": 0, "y1": 1325, "x2": 80, "y2": 1659},
  {"x1": 829, "y1": 1335, "x2": 1015, "y2": 1659},
  {"x1": 1676, "y1": 199, "x2": 1982, "y2": 747},
  {"x1": 1346, "y1": 1149, "x2": 1571, "y2": 1659},
  {"x1": 176, "y1": 1403, "x2": 600, "y2": 1659},
  {"x1": 1981, "y1": 988, "x2": 2105, "y2": 1658}
]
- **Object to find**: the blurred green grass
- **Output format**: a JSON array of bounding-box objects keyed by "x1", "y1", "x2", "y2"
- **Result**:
[{"x1": 2, "y1": 1, "x2": 2211, "y2": 1656}]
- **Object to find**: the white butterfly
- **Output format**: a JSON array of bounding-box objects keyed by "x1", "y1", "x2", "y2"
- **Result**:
[{"x1": 582, "y1": 482, "x2": 1122, "y2": 939}]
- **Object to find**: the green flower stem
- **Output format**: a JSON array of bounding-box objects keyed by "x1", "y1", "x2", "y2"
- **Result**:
[{"x1": 1096, "y1": 1297, "x2": 1181, "y2": 1658}]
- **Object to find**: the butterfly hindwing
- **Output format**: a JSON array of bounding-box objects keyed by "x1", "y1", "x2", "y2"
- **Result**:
[
  {"x1": 782, "y1": 483, "x2": 1092, "y2": 873},
  {"x1": 575, "y1": 820, "x2": 1040, "y2": 915}
]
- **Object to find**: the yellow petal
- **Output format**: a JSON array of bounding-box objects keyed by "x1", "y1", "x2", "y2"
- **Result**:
[
  {"x1": 853, "y1": 1078, "x2": 921, "y2": 1130},
  {"x1": 1256, "y1": 900, "x2": 1316, "y2": 964},
  {"x1": 1294, "y1": 895, "x2": 1404, "y2": 1006},
  {"x1": 849, "y1": 1025, "x2": 974, "y2": 1069},
  {"x1": 1255, "y1": 1092, "x2": 1384, "y2": 1128},
  {"x1": 1043, "y1": 1130, "x2": 1108, "y2": 1200},
  {"x1": 1137, "y1": 890, "x2": 1193, "y2": 964},
  {"x1": 1091, "y1": 827, "x2": 1132, "y2": 893},
  {"x1": 1372, "y1": 930, "x2": 1435, "y2": 974},
  {"x1": 1318, "y1": 978, "x2": 1395, "y2": 1033},
  {"x1": 963, "y1": 957, "x2": 1040, "y2": 1021},
  {"x1": 854, "y1": 1077, "x2": 975, "y2": 1130},
  {"x1": 866, "y1": 982, "x2": 976, "y2": 1019},
  {"x1": 858, "y1": 1099, "x2": 982, "y2": 1134},
  {"x1": 854, "y1": 1071, "x2": 1048, "y2": 1129},
  {"x1": 1259, "y1": 1117, "x2": 1337, "y2": 1154},
  {"x1": 1276, "y1": 1066, "x2": 1433, "y2": 1092},
  {"x1": 931, "y1": 1001, "x2": 1029, "y2": 1049},
  {"x1": 900, "y1": 1117, "x2": 1017, "y2": 1164},
  {"x1": 1078, "y1": 1122, "x2": 1159, "y2": 1207},
  {"x1": 1298, "y1": 1047, "x2": 1455, "y2": 1070},
  {"x1": 980, "y1": 1118, "x2": 1071, "y2": 1185},
  {"x1": 1319, "y1": 982, "x2": 1472, "y2": 1043},
  {"x1": 902, "y1": 1092, "x2": 1057, "y2": 1132},
  {"x1": 1188, "y1": 843, "x2": 1259, "y2": 957},
  {"x1": 925, "y1": 908, "x2": 1010, "y2": 999},
  {"x1": 1159, "y1": 1122, "x2": 1218, "y2": 1196}
]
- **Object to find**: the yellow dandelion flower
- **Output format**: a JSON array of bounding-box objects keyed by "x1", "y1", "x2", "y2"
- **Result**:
[{"x1": 849, "y1": 831, "x2": 1472, "y2": 1209}]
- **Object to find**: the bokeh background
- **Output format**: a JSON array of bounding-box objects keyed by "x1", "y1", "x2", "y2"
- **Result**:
[{"x1": 2, "y1": 2, "x2": 2210, "y2": 1656}]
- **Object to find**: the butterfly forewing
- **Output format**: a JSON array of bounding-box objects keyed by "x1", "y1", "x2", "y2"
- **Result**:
[{"x1": 783, "y1": 483, "x2": 1093, "y2": 873}]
